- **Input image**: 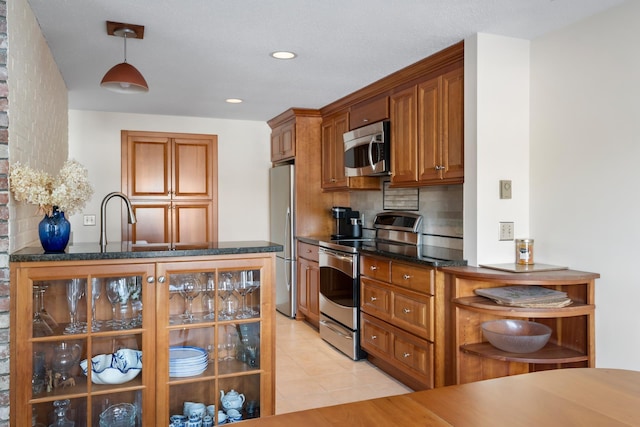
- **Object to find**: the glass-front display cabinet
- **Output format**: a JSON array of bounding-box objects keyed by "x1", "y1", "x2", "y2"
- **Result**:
[{"x1": 10, "y1": 253, "x2": 275, "y2": 427}]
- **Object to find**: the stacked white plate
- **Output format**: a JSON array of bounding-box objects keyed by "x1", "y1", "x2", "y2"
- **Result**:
[{"x1": 169, "y1": 346, "x2": 208, "y2": 377}]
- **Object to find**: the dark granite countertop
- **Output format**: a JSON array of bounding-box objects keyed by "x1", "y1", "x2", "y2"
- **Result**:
[
  {"x1": 297, "y1": 236, "x2": 466, "y2": 268},
  {"x1": 10, "y1": 241, "x2": 283, "y2": 263}
]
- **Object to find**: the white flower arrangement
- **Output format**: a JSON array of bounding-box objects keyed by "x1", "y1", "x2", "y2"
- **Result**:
[{"x1": 9, "y1": 159, "x2": 94, "y2": 216}]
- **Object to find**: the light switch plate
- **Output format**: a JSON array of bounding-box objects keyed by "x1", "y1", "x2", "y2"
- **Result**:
[
  {"x1": 500, "y1": 180, "x2": 512, "y2": 199},
  {"x1": 83, "y1": 214, "x2": 96, "y2": 226}
]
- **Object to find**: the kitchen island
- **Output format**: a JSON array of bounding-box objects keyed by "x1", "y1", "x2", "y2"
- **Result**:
[{"x1": 10, "y1": 241, "x2": 281, "y2": 426}]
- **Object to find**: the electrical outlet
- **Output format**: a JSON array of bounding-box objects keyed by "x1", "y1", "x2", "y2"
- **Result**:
[
  {"x1": 83, "y1": 214, "x2": 96, "y2": 226},
  {"x1": 499, "y1": 222, "x2": 514, "y2": 241}
]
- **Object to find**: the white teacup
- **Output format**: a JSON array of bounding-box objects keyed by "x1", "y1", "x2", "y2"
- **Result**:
[
  {"x1": 226, "y1": 408, "x2": 242, "y2": 421},
  {"x1": 206, "y1": 404, "x2": 216, "y2": 417},
  {"x1": 217, "y1": 410, "x2": 227, "y2": 423},
  {"x1": 188, "y1": 403, "x2": 206, "y2": 419}
]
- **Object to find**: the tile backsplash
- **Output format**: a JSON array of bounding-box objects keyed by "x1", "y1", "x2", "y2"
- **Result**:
[{"x1": 349, "y1": 182, "x2": 463, "y2": 250}]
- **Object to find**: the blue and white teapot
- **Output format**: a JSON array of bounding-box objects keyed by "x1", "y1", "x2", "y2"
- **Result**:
[{"x1": 220, "y1": 389, "x2": 245, "y2": 411}]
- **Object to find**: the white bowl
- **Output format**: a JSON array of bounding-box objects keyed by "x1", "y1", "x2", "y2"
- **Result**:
[{"x1": 80, "y1": 349, "x2": 142, "y2": 385}]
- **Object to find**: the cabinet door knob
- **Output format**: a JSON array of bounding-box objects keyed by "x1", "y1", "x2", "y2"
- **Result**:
[
  {"x1": 403, "y1": 308, "x2": 411, "y2": 314},
  {"x1": 370, "y1": 296, "x2": 377, "y2": 302},
  {"x1": 371, "y1": 335, "x2": 377, "y2": 340},
  {"x1": 435, "y1": 165, "x2": 445, "y2": 171},
  {"x1": 157, "y1": 276, "x2": 166, "y2": 283},
  {"x1": 403, "y1": 352, "x2": 411, "y2": 358},
  {"x1": 403, "y1": 274, "x2": 411, "y2": 280},
  {"x1": 146, "y1": 276, "x2": 155, "y2": 284},
  {"x1": 370, "y1": 265, "x2": 378, "y2": 271}
]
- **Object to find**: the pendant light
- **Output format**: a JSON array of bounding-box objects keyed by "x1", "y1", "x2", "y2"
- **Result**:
[{"x1": 101, "y1": 21, "x2": 149, "y2": 93}]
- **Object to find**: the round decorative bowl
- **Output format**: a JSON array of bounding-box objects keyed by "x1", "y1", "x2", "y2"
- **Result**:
[
  {"x1": 80, "y1": 349, "x2": 142, "y2": 385},
  {"x1": 481, "y1": 319, "x2": 551, "y2": 353}
]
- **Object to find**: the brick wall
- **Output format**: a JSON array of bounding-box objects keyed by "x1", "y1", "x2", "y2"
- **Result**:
[
  {"x1": 2, "y1": 0, "x2": 69, "y2": 424},
  {"x1": 0, "y1": 1, "x2": 8, "y2": 425}
]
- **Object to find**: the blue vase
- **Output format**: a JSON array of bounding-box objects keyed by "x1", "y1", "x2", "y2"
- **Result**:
[{"x1": 38, "y1": 207, "x2": 70, "y2": 252}]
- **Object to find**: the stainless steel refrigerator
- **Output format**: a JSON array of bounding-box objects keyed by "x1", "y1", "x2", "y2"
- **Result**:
[{"x1": 269, "y1": 164, "x2": 296, "y2": 318}]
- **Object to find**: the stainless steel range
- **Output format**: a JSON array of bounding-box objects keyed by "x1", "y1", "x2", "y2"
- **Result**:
[{"x1": 317, "y1": 211, "x2": 423, "y2": 360}]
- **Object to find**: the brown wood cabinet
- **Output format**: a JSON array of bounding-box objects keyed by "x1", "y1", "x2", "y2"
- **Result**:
[
  {"x1": 10, "y1": 251, "x2": 276, "y2": 426},
  {"x1": 417, "y1": 67, "x2": 464, "y2": 183},
  {"x1": 270, "y1": 119, "x2": 295, "y2": 163},
  {"x1": 321, "y1": 111, "x2": 350, "y2": 190},
  {"x1": 390, "y1": 66, "x2": 464, "y2": 187},
  {"x1": 442, "y1": 266, "x2": 598, "y2": 386},
  {"x1": 349, "y1": 96, "x2": 389, "y2": 130},
  {"x1": 359, "y1": 254, "x2": 446, "y2": 390},
  {"x1": 121, "y1": 131, "x2": 218, "y2": 245},
  {"x1": 296, "y1": 241, "x2": 320, "y2": 328},
  {"x1": 321, "y1": 111, "x2": 381, "y2": 191},
  {"x1": 268, "y1": 108, "x2": 341, "y2": 238}
]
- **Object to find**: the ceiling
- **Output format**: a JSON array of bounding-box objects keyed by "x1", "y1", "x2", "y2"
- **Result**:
[{"x1": 27, "y1": 0, "x2": 625, "y2": 122}]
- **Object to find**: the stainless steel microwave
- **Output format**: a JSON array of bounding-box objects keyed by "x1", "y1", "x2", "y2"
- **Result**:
[{"x1": 343, "y1": 120, "x2": 390, "y2": 177}]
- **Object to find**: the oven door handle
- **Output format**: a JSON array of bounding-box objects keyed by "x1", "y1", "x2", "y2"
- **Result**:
[{"x1": 319, "y1": 319, "x2": 353, "y2": 340}]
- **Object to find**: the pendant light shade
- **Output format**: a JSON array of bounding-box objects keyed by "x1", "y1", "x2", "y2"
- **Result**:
[
  {"x1": 101, "y1": 22, "x2": 149, "y2": 94},
  {"x1": 101, "y1": 62, "x2": 148, "y2": 93}
]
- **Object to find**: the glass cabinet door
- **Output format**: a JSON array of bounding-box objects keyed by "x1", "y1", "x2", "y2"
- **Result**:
[
  {"x1": 20, "y1": 263, "x2": 155, "y2": 427},
  {"x1": 158, "y1": 259, "x2": 266, "y2": 426}
]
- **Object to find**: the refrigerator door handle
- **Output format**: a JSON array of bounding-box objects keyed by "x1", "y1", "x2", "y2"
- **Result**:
[{"x1": 285, "y1": 207, "x2": 291, "y2": 291}]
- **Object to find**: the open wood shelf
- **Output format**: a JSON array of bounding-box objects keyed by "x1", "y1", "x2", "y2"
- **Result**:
[
  {"x1": 453, "y1": 295, "x2": 594, "y2": 318},
  {"x1": 460, "y1": 342, "x2": 588, "y2": 364}
]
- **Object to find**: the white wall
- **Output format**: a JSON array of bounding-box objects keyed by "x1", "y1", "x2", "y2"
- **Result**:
[
  {"x1": 530, "y1": 1, "x2": 640, "y2": 370},
  {"x1": 464, "y1": 34, "x2": 531, "y2": 266},
  {"x1": 68, "y1": 110, "x2": 272, "y2": 243},
  {"x1": 7, "y1": 0, "x2": 69, "y2": 251}
]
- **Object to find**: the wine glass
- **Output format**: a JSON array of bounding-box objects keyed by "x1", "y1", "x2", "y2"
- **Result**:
[
  {"x1": 202, "y1": 273, "x2": 216, "y2": 320},
  {"x1": 128, "y1": 277, "x2": 143, "y2": 327},
  {"x1": 245, "y1": 270, "x2": 261, "y2": 317},
  {"x1": 36, "y1": 284, "x2": 59, "y2": 330},
  {"x1": 234, "y1": 271, "x2": 254, "y2": 319},
  {"x1": 32, "y1": 285, "x2": 53, "y2": 337},
  {"x1": 64, "y1": 278, "x2": 85, "y2": 334},
  {"x1": 179, "y1": 275, "x2": 202, "y2": 323},
  {"x1": 217, "y1": 272, "x2": 237, "y2": 320},
  {"x1": 91, "y1": 278, "x2": 103, "y2": 331},
  {"x1": 106, "y1": 278, "x2": 126, "y2": 329}
]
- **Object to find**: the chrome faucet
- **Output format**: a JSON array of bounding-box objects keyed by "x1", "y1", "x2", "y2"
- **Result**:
[{"x1": 100, "y1": 192, "x2": 137, "y2": 249}]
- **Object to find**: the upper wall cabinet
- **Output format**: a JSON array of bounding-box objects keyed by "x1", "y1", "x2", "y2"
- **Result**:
[
  {"x1": 349, "y1": 96, "x2": 389, "y2": 130},
  {"x1": 270, "y1": 119, "x2": 296, "y2": 163},
  {"x1": 390, "y1": 66, "x2": 464, "y2": 187},
  {"x1": 321, "y1": 111, "x2": 381, "y2": 191},
  {"x1": 319, "y1": 41, "x2": 464, "y2": 189}
]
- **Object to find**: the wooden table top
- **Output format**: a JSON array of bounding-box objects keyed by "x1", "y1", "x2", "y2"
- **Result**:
[{"x1": 241, "y1": 368, "x2": 640, "y2": 426}]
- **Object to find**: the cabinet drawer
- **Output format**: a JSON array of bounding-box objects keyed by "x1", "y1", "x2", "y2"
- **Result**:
[
  {"x1": 349, "y1": 96, "x2": 389, "y2": 130},
  {"x1": 297, "y1": 241, "x2": 319, "y2": 262},
  {"x1": 361, "y1": 315, "x2": 391, "y2": 354},
  {"x1": 393, "y1": 334, "x2": 433, "y2": 379},
  {"x1": 391, "y1": 262, "x2": 434, "y2": 294},
  {"x1": 392, "y1": 290, "x2": 433, "y2": 341},
  {"x1": 361, "y1": 277, "x2": 391, "y2": 318},
  {"x1": 361, "y1": 256, "x2": 391, "y2": 282}
]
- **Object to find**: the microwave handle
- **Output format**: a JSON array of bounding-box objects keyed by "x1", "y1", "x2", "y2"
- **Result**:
[{"x1": 368, "y1": 135, "x2": 377, "y2": 169}]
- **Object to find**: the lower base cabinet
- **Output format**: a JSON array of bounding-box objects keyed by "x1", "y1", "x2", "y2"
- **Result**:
[
  {"x1": 361, "y1": 313, "x2": 434, "y2": 390},
  {"x1": 10, "y1": 252, "x2": 275, "y2": 426},
  {"x1": 359, "y1": 254, "x2": 444, "y2": 391},
  {"x1": 296, "y1": 242, "x2": 320, "y2": 328}
]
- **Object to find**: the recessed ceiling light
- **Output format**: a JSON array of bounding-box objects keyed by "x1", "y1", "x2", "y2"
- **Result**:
[
  {"x1": 271, "y1": 51, "x2": 297, "y2": 60},
  {"x1": 226, "y1": 98, "x2": 243, "y2": 104}
]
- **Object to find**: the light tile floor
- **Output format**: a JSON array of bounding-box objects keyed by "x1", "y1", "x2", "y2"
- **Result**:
[{"x1": 275, "y1": 313, "x2": 413, "y2": 414}]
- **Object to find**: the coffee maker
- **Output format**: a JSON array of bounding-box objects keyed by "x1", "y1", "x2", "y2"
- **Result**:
[{"x1": 331, "y1": 206, "x2": 362, "y2": 239}]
